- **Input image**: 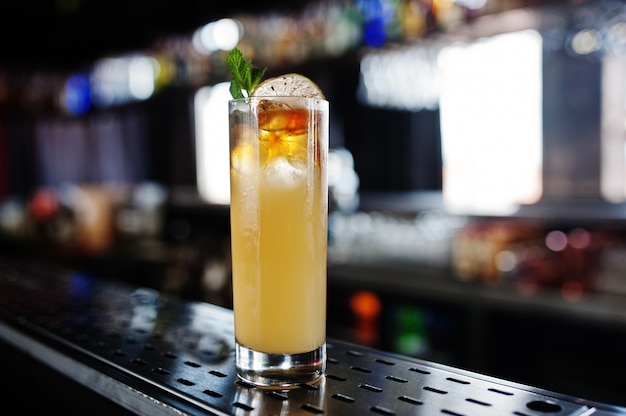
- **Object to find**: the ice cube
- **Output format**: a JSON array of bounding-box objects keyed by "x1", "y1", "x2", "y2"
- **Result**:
[
  {"x1": 231, "y1": 143, "x2": 257, "y2": 172},
  {"x1": 264, "y1": 155, "x2": 306, "y2": 188}
]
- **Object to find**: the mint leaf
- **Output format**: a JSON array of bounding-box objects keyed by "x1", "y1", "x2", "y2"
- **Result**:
[
  {"x1": 250, "y1": 67, "x2": 265, "y2": 90},
  {"x1": 227, "y1": 48, "x2": 267, "y2": 98}
]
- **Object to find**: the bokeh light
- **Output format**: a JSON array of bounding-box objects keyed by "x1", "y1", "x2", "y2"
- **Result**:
[
  {"x1": 64, "y1": 73, "x2": 91, "y2": 115},
  {"x1": 545, "y1": 230, "x2": 568, "y2": 252},
  {"x1": 350, "y1": 290, "x2": 382, "y2": 321},
  {"x1": 193, "y1": 18, "x2": 242, "y2": 55}
]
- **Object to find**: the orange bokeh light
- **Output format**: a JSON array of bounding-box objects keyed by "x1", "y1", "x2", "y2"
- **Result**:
[{"x1": 349, "y1": 290, "x2": 382, "y2": 321}]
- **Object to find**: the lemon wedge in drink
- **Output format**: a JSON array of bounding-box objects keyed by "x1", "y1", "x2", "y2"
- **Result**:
[{"x1": 251, "y1": 73, "x2": 325, "y2": 99}]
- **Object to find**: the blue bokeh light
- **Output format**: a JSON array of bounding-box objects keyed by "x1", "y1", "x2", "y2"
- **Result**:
[
  {"x1": 357, "y1": 0, "x2": 393, "y2": 48},
  {"x1": 64, "y1": 73, "x2": 91, "y2": 115}
]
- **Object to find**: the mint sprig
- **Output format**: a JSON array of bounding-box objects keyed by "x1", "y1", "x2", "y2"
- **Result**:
[{"x1": 227, "y1": 48, "x2": 267, "y2": 99}]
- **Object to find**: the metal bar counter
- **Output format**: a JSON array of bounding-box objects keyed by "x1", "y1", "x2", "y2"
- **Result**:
[{"x1": 0, "y1": 258, "x2": 624, "y2": 416}]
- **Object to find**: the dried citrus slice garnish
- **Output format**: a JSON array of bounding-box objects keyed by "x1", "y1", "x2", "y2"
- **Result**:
[{"x1": 251, "y1": 73, "x2": 325, "y2": 99}]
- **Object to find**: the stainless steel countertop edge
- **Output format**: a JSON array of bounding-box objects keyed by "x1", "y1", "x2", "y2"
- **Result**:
[{"x1": 0, "y1": 322, "x2": 228, "y2": 416}]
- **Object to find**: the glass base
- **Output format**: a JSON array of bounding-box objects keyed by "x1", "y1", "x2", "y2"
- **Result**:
[{"x1": 235, "y1": 343, "x2": 326, "y2": 389}]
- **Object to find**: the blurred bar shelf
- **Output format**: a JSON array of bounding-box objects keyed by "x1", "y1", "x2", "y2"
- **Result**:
[
  {"x1": 514, "y1": 199, "x2": 626, "y2": 225},
  {"x1": 0, "y1": 257, "x2": 624, "y2": 415},
  {"x1": 328, "y1": 263, "x2": 626, "y2": 328}
]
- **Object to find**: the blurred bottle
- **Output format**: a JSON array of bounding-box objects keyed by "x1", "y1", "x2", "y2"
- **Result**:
[{"x1": 328, "y1": 147, "x2": 360, "y2": 213}]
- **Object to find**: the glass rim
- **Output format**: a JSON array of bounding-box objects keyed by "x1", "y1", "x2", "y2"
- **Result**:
[{"x1": 229, "y1": 96, "x2": 328, "y2": 103}]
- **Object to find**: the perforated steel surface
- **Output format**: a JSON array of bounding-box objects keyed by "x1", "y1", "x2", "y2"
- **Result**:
[{"x1": 0, "y1": 258, "x2": 624, "y2": 416}]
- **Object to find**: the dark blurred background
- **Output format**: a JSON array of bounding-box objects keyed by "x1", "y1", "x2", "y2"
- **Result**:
[
  {"x1": 2, "y1": 0, "x2": 626, "y2": 409},
  {"x1": 0, "y1": 0, "x2": 312, "y2": 67}
]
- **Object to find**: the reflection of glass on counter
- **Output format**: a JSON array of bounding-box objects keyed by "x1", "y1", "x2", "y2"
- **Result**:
[{"x1": 233, "y1": 378, "x2": 327, "y2": 415}]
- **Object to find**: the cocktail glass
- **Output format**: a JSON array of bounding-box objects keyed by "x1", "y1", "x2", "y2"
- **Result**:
[{"x1": 229, "y1": 96, "x2": 329, "y2": 388}]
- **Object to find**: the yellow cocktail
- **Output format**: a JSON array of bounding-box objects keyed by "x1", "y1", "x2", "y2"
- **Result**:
[{"x1": 229, "y1": 95, "x2": 328, "y2": 387}]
